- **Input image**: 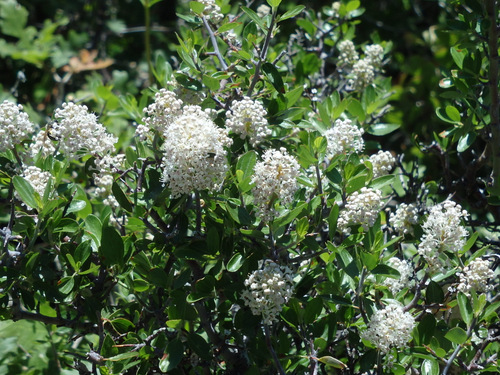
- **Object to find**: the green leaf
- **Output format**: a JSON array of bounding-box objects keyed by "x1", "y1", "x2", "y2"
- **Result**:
[
  {"x1": 371, "y1": 264, "x2": 400, "y2": 277},
  {"x1": 303, "y1": 297, "x2": 323, "y2": 324},
  {"x1": 457, "y1": 132, "x2": 475, "y2": 152},
  {"x1": 13, "y1": 176, "x2": 41, "y2": 210},
  {"x1": 187, "y1": 333, "x2": 211, "y2": 360},
  {"x1": 266, "y1": 0, "x2": 282, "y2": 8},
  {"x1": 84, "y1": 214, "x2": 102, "y2": 249},
  {"x1": 316, "y1": 356, "x2": 347, "y2": 369},
  {"x1": 106, "y1": 352, "x2": 139, "y2": 362},
  {"x1": 202, "y1": 74, "x2": 220, "y2": 91},
  {"x1": 74, "y1": 240, "x2": 92, "y2": 265},
  {"x1": 112, "y1": 182, "x2": 133, "y2": 212},
  {"x1": 369, "y1": 174, "x2": 395, "y2": 189},
  {"x1": 279, "y1": 5, "x2": 305, "y2": 21},
  {"x1": 227, "y1": 253, "x2": 244, "y2": 272},
  {"x1": 421, "y1": 359, "x2": 439, "y2": 375},
  {"x1": 426, "y1": 281, "x2": 444, "y2": 304},
  {"x1": 445, "y1": 327, "x2": 468, "y2": 344},
  {"x1": 189, "y1": 1, "x2": 205, "y2": 14},
  {"x1": 99, "y1": 226, "x2": 124, "y2": 266},
  {"x1": 450, "y1": 46, "x2": 467, "y2": 69},
  {"x1": 66, "y1": 199, "x2": 87, "y2": 213},
  {"x1": 445, "y1": 105, "x2": 461, "y2": 123},
  {"x1": 347, "y1": 99, "x2": 365, "y2": 122},
  {"x1": 236, "y1": 151, "x2": 257, "y2": 182},
  {"x1": 110, "y1": 318, "x2": 135, "y2": 334},
  {"x1": 58, "y1": 276, "x2": 74, "y2": 294},
  {"x1": 241, "y1": 7, "x2": 265, "y2": 30},
  {"x1": 366, "y1": 123, "x2": 400, "y2": 136},
  {"x1": 457, "y1": 292, "x2": 473, "y2": 326},
  {"x1": 262, "y1": 63, "x2": 284, "y2": 92}
]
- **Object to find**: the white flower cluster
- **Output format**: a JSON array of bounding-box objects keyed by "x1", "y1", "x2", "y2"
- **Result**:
[
  {"x1": 338, "y1": 187, "x2": 383, "y2": 233},
  {"x1": 20, "y1": 166, "x2": 53, "y2": 207},
  {"x1": 337, "y1": 41, "x2": 385, "y2": 90},
  {"x1": 369, "y1": 150, "x2": 395, "y2": 178},
  {"x1": 50, "y1": 102, "x2": 117, "y2": 158},
  {"x1": 139, "y1": 89, "x2": 183, "y2": 139},
  {"x1": 338, "y1": 40, "x2": 359, "y2": 66},
  {"x1": 350, "y1": 59, "x2": 375, "y2": 91},
  {"x1": 161, "y1": 105, "x2": 232, "y2": 197},
  {"x1": 256, "y1": 4, "x2": 271, "y2": 18},
  {"x1": 30, "y1": 129, "x2": 56, "y2": 158},
  {"x1": 325, "y1": 118, "x2": 364, "y2": 157},
  {"x1": 241, "y1": 261, "x2": 294, "y2": 325},
  {"x1": 418, "y1": 200, "x2": 469, "y2": 270},
  {"x1": 251, "y1": 148, "x2": 300, "y2": 222},
  {"x1": 382, "y1": 257, "x2": 413, "y2": 294},
  {"x1": 0, "y1": 100, "x2": 34, "y2": 152},
  {"x1": 390, "y1": 203, "x2": 419, "y2": 235},
  {"x1": 197, "y1": 0, "x2": 223, "y2": 23},
  {"x1": 457, "y1": 258, "x2": 495, "y2": 296},
  {"x1": 364, "y1": 44, "x2": 385, "y2": 68},
  {"x1": 361, "y1": 302, "x2": 415, "y2": 353},
  {"x1": 225, "y1": 97, "x2": 271, "y2": 147},
  {"x1": 93, "y1": 154, "x2": 126, "y2": 207}
]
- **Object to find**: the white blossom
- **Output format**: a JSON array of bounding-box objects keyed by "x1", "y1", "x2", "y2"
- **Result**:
[
  {"x1": 325, "y1": 118, "x2": 364, "y2": 157},
  {"x1": 0, "y1": 100, "x2": 34, "y2": 152},
  {"x1": 30, "y1": 128, "x2": 56, "y2": 158},
  {"x1": 256, "y1": 4, "x2": 271, "y2": 18},
  {"x1": 349, "y1": 58, "x2": 375, "y2": 90},
  {"x1": 50, "y1": 102, "x2": 117, "y2": 158},
  {"x1": 364, "y1": 44, "x2": 385, "y2": 68},
  {"x1": 225, "y1": 97, "x2": 271, "y2": 146},
  {"x1": 196, "y1": 0, "x2": 223, "y2": 23},
  {"x1": 382, "y1": 257, "x2": 413, "y2": 294},
  {"x1": 338, "y1": 40, "x2": 359, "y2": 66},
  {"x1": 338, "y1": 187, "x2": 383, "y2": 234},
  {"x1": 418, "y1": 200, "x2": 468, "y2": 271},
  {"x1": 361, "y1": 302, "x2": 415, "y2": 353},
  {"x1": 251, "y1": 148, "x2": 300, "y2": 222},
  {"x1": 369, "y1": 150, "x2": 395, "y2": 178},
  {"x1": 161, "y1": 105, "x2": 232, "y2": 197},
  {"x1": 390, "y1": 203, "x2": 419, "y2": 235},
  {"x1": 140, "y1": 88, "x2": 183, "y2": 138},
  {"x1": 457, "y1": 258, "x2": 495, "y2": 296},
  {"x1": 241, "y1": 261, "x2": 294, "y2": 324}
]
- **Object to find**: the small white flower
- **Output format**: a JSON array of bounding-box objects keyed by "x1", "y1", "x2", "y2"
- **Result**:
[
  {"x1": 418, "y1": 200, "x2": 469, "y2": 271},
  {"x1": 251, "y1": 148, "x2": 300, "y2": 222},
  {"x1": 30, "y1": 128, "x2": 56, "y2": 158},
  {"x1": 0, "y1": 100, "x2": 34, "y2": 152},
  {"x1": 241, "y1": 261, "x2": 294, "y2": 324},
  {"x1": 390, "y1": 203, "x2": 419, "y2": 235},
  {"x1": 325, "y1": 118, "x2": 364, "y2": 157},
  {"x1": 382, "y1": 257, "x2": 413, "y2": 294},
  {"x1": 338, "y1": 40, "x2": 359, "y2": 66},
  {"x1": 196, "y1": 0, "x2": 223, "y2": 23},
  {"x1": 361, "y1": 302, "x2": 415, "y2": 353},
  {"x1": 256, "y1": 4, "x2": 271, "y2": 18},
  {"x1": 349, "y1": 58, "x2": 375, "y2": 90},
  {"x1": 338, "y1": 187, "x2": 383, "y2": 234},
  {"x1": 457, "y1": 258, "x2": 495, "y2": 296},
  {"x1": 364, "y1": 44, "x2": 385, "y2": 68},
  {"x1": 50, "y1": 102, "x2": 117, "y2": 158},
  {"x1": 369, "y1": 150, "x2": 395, "y2": 178},
  {"x1": 161, "y1": 105, "x2": 232, "y2": 197},
  {"x1": 225, "y1": 97, "x2": 271, "y2": 147},
  {"x1": 140, "y1": 88, "x2": 183, "y2": 138}
]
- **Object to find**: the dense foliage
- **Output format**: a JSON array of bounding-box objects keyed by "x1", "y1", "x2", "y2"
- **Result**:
[{"x1": 0, "y1": 0, "x2": 499, "y2": 374}]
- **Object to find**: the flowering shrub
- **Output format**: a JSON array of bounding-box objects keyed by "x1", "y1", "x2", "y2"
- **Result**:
[{"x1": 0, "y1": 0, "x2": 499, "y2": 374}]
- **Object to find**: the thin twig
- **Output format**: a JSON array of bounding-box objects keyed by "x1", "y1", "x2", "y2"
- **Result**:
[
  {"x1": 265, "y1": 325, "x2": 286, "y2": 375},
  {"x1": 202, "y1": 16, "x2": 228, "y2": 71}
]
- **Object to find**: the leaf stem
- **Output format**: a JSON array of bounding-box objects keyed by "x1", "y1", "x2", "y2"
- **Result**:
[{"x1": 264, "y1": 324, "x2": 286, "y2": 375}]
